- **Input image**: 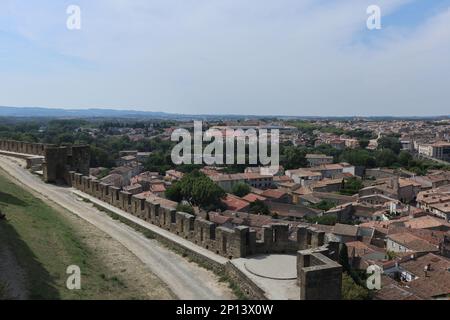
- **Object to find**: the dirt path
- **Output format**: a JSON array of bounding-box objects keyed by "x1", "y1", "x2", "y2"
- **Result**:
[
  {"x1": 54, "y1": 204, "x2": 177, "y2": 300},
  {"x1": 0, "y1": 155, "x2": 235, "y2": 300},
  {"x1": 0, "y1": 157, "x2": 175, "y2": 300}
]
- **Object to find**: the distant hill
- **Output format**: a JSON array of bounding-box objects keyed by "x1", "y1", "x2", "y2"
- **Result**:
[
  {"x1": 0, "y1": 106, "x2": 297, "y2": 121},
  {"x1": 0, "y1": 106, "x2": 174, "y2": 119},
  {"x1": 0, "y1": 106, "x2": 449, "y2": 121}
]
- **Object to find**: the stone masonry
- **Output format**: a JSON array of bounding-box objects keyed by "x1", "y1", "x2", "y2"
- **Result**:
[
  {"x1": 0, "y1": 139, "x2": 90, "y2": 183},
  {"x1": 0, "y1": 139, "x2": 342, "y2": 299}
]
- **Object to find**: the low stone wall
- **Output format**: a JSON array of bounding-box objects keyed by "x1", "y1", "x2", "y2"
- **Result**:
[{"x1": 225, "y1": 262, "x2": 268, "y2": 300}]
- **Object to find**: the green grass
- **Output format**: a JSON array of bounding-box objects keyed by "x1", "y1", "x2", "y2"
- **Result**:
[
  {"x1": 341, "y1": 273, "x2": 372, "y2": 300},
  {"x1": 0, "y1": 282, "x2": 7, "y2": 299},
  {"x1": 0, "y1": 173, "x2": 142, "y2": 300}
]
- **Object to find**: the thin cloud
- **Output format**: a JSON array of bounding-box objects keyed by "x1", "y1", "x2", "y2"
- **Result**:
[{"x1": 0, "y1": 0, "x2": 449, "y2": 116}]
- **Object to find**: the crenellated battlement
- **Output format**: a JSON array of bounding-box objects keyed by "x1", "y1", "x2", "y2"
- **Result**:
[
  {"x1": 69, "y1": 171, "x2": 334, "y2": 260},
  {"x1": 0, "y1": 139, "x2": 90, "y2": 183},
  {"x1": 0, "y1": 139, "x2": 50, "y2": 156}
]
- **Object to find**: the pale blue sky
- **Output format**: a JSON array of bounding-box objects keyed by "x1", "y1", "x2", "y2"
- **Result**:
[{"x1": 1, "y1": 0, "x2": 449, "y2": 116}]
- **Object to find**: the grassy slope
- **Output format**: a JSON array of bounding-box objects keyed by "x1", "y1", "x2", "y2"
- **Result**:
[
  {"x1": 0, "y1": 282, "x2": 6, "y2": 299},
  {"x1": 0, "y1": 173, "x2": 143, "y2": 300}
]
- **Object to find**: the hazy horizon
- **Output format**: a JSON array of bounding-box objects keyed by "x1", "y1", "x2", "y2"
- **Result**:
[
  {"x1": 1, "y1": 1, "x2": 450, "y2": 116},
  {"x1": 1, "y1": 105, "x2": 449, "y2": 118}
]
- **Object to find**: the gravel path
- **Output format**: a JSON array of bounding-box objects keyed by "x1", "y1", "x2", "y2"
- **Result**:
[{"x1": 0, "y1": 155, "x2": 234, "y2": 300}]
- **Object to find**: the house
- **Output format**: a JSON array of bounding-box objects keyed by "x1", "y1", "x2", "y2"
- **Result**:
[
  {"x1": 346, "y1": 241, "x2": 386, "y2": 269},
  {"x1": 244, "y1": 173, "x2": 274, "y2": 189},
  {"x1": 383, "y1": 253, "x2": 450, "y2": 299},
  {"x1": 418, "y1": 141, "x2": 450, "y2": 161},
  {"x1": 260, "y1": 189, "x2": 291, "y2": 203},
  {"x1": 416, "y1": 185, "x2": 450, "y2": 221},
  {"x1": 309, "y1": 163, "x2": 355, "y2": 179},
  {"x1": 330, "y1": 139, "x2": 346, "y2": 150},
  {"x1": 272, "y1": 175, "x2": 295, "y2": 187},
  {"x1": 344, "y1": 138, "x2": 359, "y2": 149},
  {"x1": 241, "y1": 193, "x2": 267, "y2": 203},
  {"x1": 359, "y1": 177, "x2": 421, "y2": 203},
  {"x1": 310, "y1": 178, "x2": 343, "y2": 193},
  {"x1": 410, "y1": 171, "x2": 450, "y2": 189},
  {"x1": 403, "y1": 216, "x2": 450, "y2": 232},
  {"x1": 115, "y1": 155, "x2": 137, "y2": 167},
  {"x1": 332, "y1": 224, "x2": 359, "y2": 243},
  {"x1": 374, "y1": 276, "x2": 422, "y2": 300},
  {"x1": 285, "y1": 169, "x2": 322, "y2": 186},
  {"x1": 245, "y1": 165, "x2": 285, "y2": 176},
  {"x1": 165, "y1": 169, "x2": 184, "y2": 181},
  {"x1": 131, "y1": 171, "x2": 163, "y2": 190},
  {"x1": 222, "y1": 194, "x2": 250, "y2": 212},
  {"x1": 266, "y1": 202, "x2": 320, "y2": 220},
  {"x1": 119, "y1": 150, "x2": 138, "y2": 157},
  {"x1": 136, "y1": 152, "x2": 152, "y2": 163},
  {"x1": 110, "y1": 165, "x2": 142, "y2": 186},
  {"x1": 150, "y1": 183, "x2": 167, "y2": 197},
  {"x1": 123, "y1": 184, "x2": 143, "y2": 195},
  {"x1": 358, "y1": 194, "x2": 399, "y2": 206},
  {"x1": 100, "y1": 173, "x2": 124, "y2": 188},
  {"x1": 210, "y1": 173, "x2": 274, "y2": 192},
  {"x1": 207, "y1": 212, "x2": 235, "y2": 229},
  {"x1": 305, "y1": 154, "x2": 333, "y2": 167},
  {"x1": 210, "y1": 174, "x2": 247, "y2": 192},
  {"x1": 135, "y1": 192, "x2": 178, "y2": 210},
  {"x1": 386, "y1": 232, "x2": 439, "y2": 255}
]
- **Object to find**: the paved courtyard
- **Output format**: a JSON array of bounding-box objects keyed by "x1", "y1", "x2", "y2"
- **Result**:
[{"x1": 231, "y1": 254, "x2": 300, "y2": 300}]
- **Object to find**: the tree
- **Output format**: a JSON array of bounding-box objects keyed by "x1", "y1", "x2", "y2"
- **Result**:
[
  {"x1": 144, "y1": 152, "x2": 172, "y2": 174},
  {"x1": 232, "y1": 183, "x2": 251, "y2": 197},
  {"x1": 358, "y1": 139, "x2": 370, "y2": 149},
  {"x1": 306, "y1": 215, "x2": 337, "y2": 226},
  {"x1": 90, "y1": 146, "x2": 115, "y2": 168},
  {"x1": 249, "y1": 200, "x2": 271, "y2": 215},
  {"x1": 340, "y1": 149, "x2": 376, "y2": 168},
  {"x1": 341, "y1": 177, "x2": 363, "y2": 196},
  {"x1": 310, "y1": 200, "x2": 337, "y2": 211},
  {"x1": 375, "y1": 149, "x2": 398, "y2": 167},
  {"x1": 176, "y1": 203, "x2": 195, "y2": 215},
  {"x1": 398, "y1": 151, "x2": 413, "y2": 166},
  {"x1": 339, "y1": 243, "x2": 350, "y2": 272},
  {"x1": 165, "y1": 171, "x2": 225, "y2": 210},
  {"x1": 165, "y1": 183, "x2": 182, "y2": 202},
  {"x1": 281, "y1": 146, "x2": 307, "y2": 169},
  {"x1": 378, "y1": 136, "x2": 402, "y2": 154},
  {"x1": 97, "y1": 168, "x2": 111, "y2": 179},
  {"x1": 347, "y1": 129, "x2": 376, "y2": 140},
  {"x1": 342, "y1": 273, "x2": 371, "y2": 300},
  {"x1": 386, "y1": 251, "x2": 397, "y2": 261},
  {"x1": 339, "y1": 244, "x2": 373, "y2": 300}
]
